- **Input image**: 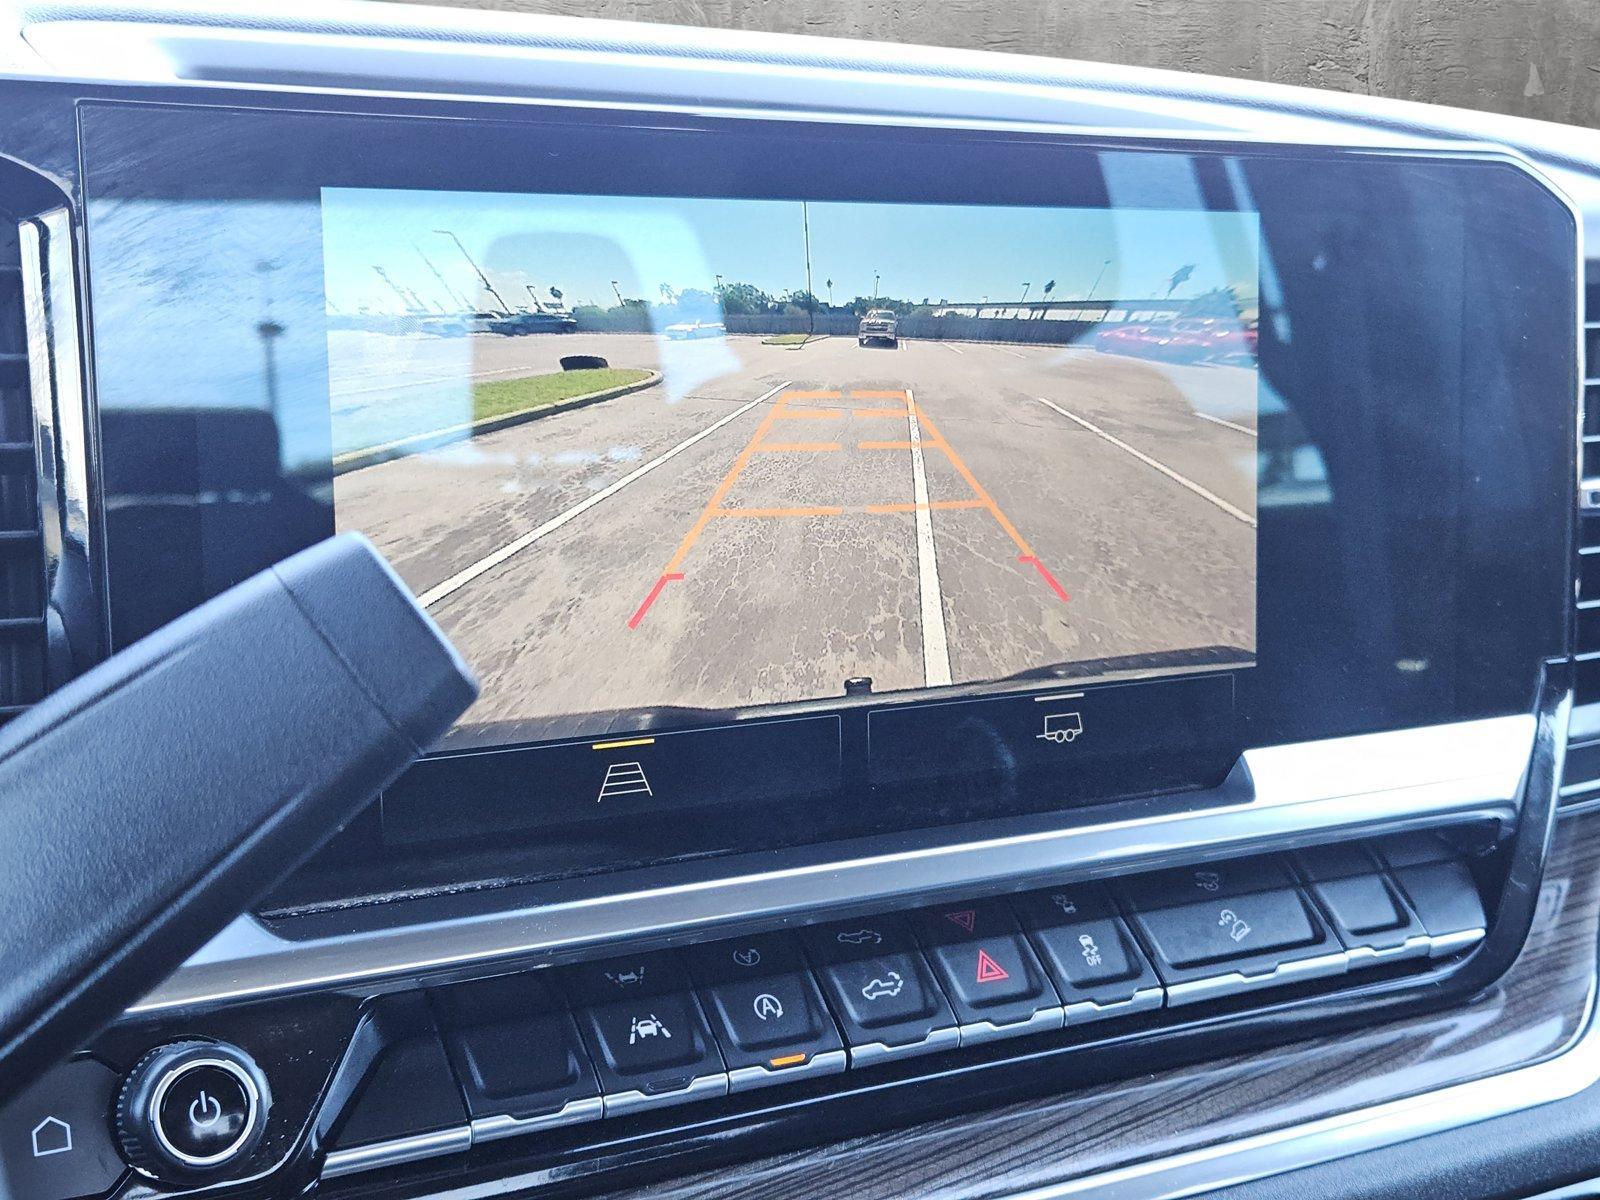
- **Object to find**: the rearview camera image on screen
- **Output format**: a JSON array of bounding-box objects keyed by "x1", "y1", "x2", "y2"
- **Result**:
[{"x1": 323, "y1": 188, "x2": 1259, "y2": 747}]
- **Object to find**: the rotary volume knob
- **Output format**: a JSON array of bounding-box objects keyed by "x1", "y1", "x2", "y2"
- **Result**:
[{"x1": 114, "y1": 1041, "x2": 271, "y2": 1180}]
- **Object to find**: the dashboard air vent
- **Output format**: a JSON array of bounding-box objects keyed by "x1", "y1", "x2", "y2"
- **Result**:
[
  {"x1": 0, "y1": 222, "x2": 47, "y2": 727},
  {"x1": 1564, "y1": 273, "x2": 1600, "y2": 804}
]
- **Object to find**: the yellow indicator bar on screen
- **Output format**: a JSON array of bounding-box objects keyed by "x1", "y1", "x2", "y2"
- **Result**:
[
  {"x1": 769, "y1": 1053, "x2": 809, "y2": 1068},
  {"x1": 590, "y1": 737, "x2": 656, "y2": 752}
]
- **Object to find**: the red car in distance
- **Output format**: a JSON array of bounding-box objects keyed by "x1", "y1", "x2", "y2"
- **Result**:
[{"x1": 1095, "y1": 318, "x2": 1257, "y2": 363}]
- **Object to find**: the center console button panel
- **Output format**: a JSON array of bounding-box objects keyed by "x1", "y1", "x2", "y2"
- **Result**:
[
  {"x1": 1119, "y1": 862, "x2": 1346, "y2": 1006},
  {"x1": 912, "y1": 902, "x2": 1063, "y2": 1045},
  {"x1": 309, "y1": 837, "x2": 1495, "y2": 1183},
  {"x1": 558, "y1": 949, "x2": 729, "y2": 1114},
  {"x1": 802, "y1": 918, "x2": 961, "y2": 1066},
  {"x1": 2, "y1": 837, "x2": 1494, "y2": 1196},
  {"x1": 433, "y1": 976, "x2": 602, "y2": 1139},
  {"x1": 688, "y1": 932, "x2": 847, "y2": 1092},
  {"x1": 1016, "y1": 882, "x2": 1165, "y2": 1023},
  {"x1": 326, "y1": 1032, "x2": 469, "y2": 1178}
]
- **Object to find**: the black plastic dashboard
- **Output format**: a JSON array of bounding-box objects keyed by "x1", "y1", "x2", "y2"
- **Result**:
[{"x1": 0, "y1": 3, "x2": 1596, "y2": 1199}]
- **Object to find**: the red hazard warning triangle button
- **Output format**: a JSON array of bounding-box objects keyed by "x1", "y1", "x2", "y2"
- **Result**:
[{"x1": 974, "y1": 948, "x2": 1010, "y2": 983}]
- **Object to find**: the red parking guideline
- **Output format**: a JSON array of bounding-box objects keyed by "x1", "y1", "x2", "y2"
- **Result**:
[
  {"x1": 628, "y1": 572, "x2": 684, "y2": 630},
  {"x1": 1019, "y1": 555, "x2": 1070, "y2": 604}
]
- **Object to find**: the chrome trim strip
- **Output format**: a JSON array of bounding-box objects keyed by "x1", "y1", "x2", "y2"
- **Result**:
[
  {"x1": 1344, "y1": 934, "x2": 1434, "y2": 969},
  {"x1": 19, "y1": 206, "x2": 105, "y2": 676},
  {"x1": 1062, "y1": 986, "x2": 1165, "y2": 1026},
  {"x1": 957, "y1": 1007, "x2": 1065, "y2": 1048},
  {"x1": 727, "y1": 1049, "x2": 848, "y2": 1093},
  {"x1": 320, "y1": 1126, "x2": 471, "y2": 1179},
  {"x1": 468, "y1": 1096, "x2": 604, "y2": 1143},
  {"x1": 601, "y1": 1073, "x2": 728, "y2": 1117},
  {"x1": 849, "y1": 1026, "x2": 961, "y2": 1069},
  {"x1": 1427, "y1": 927, "x2": 1487, "y2": 958},
  {"x1": 1163, "y1": 950, "x2": 1351, "y2": 1008},
  {"x1": 130, "y1": 715, "x2": 1535, "y2": 1015}
]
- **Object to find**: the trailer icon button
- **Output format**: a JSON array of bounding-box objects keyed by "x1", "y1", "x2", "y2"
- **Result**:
[{"x1": 1036, "y1": 712, "x2": 1083, "y2": 744}]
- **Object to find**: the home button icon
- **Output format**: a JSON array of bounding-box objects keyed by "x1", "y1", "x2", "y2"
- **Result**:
[{"x1": 30, "y1": 1116, "x2": 72, "y2": 1158}]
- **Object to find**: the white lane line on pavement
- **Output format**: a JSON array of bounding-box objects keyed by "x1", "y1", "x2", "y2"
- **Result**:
[
  {"x1": 940, "y1": 343, "x2": 966, "y2": 355},
  {"x1": 418, "y1": 380, "x2": 794, "y2": 610},
  {"x1": 1036, "y1": 397, "x2": 1257, "y2": 528},
  {"x1": 994, "y1": 346, "x2": 1025, "y2": 359},
  {"x1": 1196, "y1": 411, "x2": 1258, "y2": 437},
  {"x1": 906, "y1": 388, "x2": 953, "y2": 688}
]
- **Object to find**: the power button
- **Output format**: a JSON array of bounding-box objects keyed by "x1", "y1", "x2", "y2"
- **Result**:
[{"x1": 115, "y1": 1042, "x2": 269, "y2": 1180}]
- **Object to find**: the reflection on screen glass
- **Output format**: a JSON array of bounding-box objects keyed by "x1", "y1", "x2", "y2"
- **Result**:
[{"x1": 322, "y1": 187, "x2": 1260, "y2": 745}]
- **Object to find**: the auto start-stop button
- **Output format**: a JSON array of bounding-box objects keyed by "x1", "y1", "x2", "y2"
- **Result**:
[{"x1": 115, "y1": 1042, "x2": 270, "y2": 1180}]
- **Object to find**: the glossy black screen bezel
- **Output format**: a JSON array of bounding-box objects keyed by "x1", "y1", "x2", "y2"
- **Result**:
[{"x1": 74, "y1": 96, "x2": 1578, "y2": 889}]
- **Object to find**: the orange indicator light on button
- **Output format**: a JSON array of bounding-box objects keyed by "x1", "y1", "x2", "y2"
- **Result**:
[{"x1": 769, "y1": 1053, "x2": 808, "y2": 1068}]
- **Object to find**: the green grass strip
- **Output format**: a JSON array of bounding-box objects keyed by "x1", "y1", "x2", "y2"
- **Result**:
[{"x1": 472, "y1": 367, "x2": 653, "y2": 421}]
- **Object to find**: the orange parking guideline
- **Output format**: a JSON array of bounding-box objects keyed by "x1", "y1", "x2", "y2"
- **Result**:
[
  {"x1": 911, "y1": 400, "x2": 1037, "y2": 559},
  {"x1": 654, "y1": 387, "x2": 806, "y2": 582},
  {"x1": 716, "y1": 505, "x2": 845, "y2": 518},
  {"x1": 631, "y1": 382, "x2": 1066, "y2": 631},
  {"x1": 865, "y1": 499, "x2": 987, "y2": 514}
]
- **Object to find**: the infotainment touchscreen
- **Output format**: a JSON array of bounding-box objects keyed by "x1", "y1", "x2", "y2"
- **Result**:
[
  {"x1": 79, "y1": 100, "x2": 1576, "y2": 877},
  {"x1": 321, "y1": 189, "x2": 1259, "y2": 748}
]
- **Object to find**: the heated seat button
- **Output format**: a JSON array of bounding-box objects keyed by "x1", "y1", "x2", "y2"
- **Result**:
[{"x1": 1134, "y1": 889, "x2": 1317, "y2": 969}]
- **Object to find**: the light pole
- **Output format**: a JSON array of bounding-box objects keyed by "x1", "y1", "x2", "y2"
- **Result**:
[
  {"x1": 801, "y1": 201, "x2": 815, "y2": 339},
  {"x1": 1086, "y1": 259, "x2": 1111, "y2": 302},
  {"x1": 873, "y1": 271, "x2": 880, "y2": 300},
  {"x1": 1020, "y1": 282, "x2": 1032, "y2": 305},
  {"x1": 610, "y1": 280, "x2": 625, "y2": 307},
  {"x1": 433, "y1": 229, "x2": 512, "y2": 315}
]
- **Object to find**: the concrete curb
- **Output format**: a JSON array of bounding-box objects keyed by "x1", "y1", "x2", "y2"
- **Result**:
[{"x1": 332, "y1": 370, "x2": 662, "y2": 476}]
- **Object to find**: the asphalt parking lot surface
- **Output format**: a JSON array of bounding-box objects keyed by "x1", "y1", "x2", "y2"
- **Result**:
[{"x1": 333, "y1": 331, "x2": 1257, "y2": 741}]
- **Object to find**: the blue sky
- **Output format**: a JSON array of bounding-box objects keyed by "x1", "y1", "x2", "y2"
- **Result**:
[{"x1": 322, "y1": 188, "x2": 1258, "y2": 313}]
